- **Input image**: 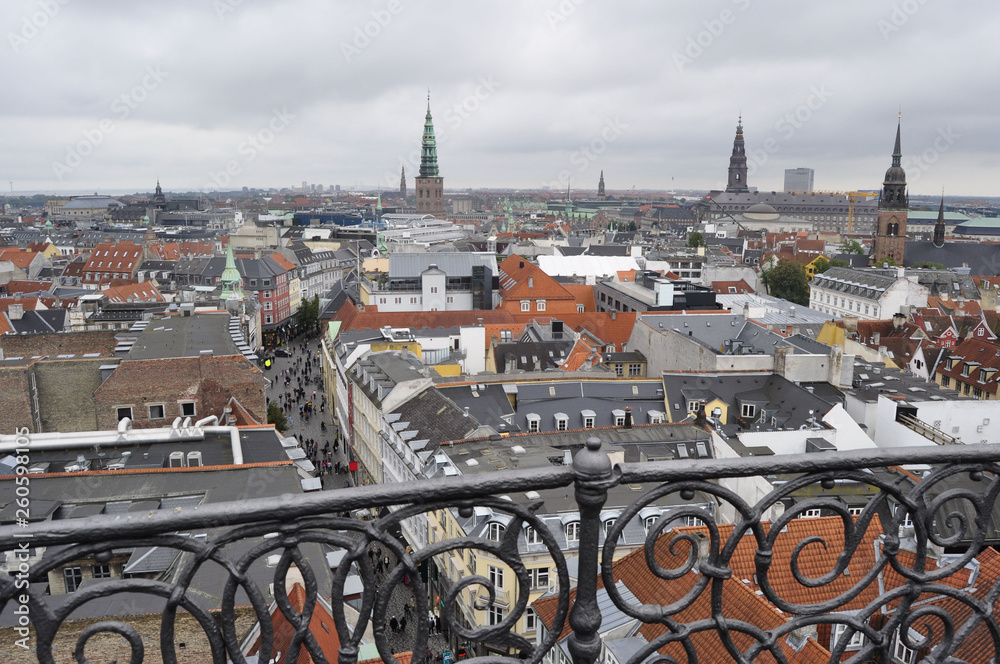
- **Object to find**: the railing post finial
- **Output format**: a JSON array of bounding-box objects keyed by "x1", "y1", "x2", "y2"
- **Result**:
[{"x1": 568, "y1": 436, "x2": 613, "y2": 664}]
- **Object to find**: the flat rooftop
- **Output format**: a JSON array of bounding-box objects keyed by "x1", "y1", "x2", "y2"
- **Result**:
[{"x1": 126, "y1": 312, "x2": 240, "y2": 359}]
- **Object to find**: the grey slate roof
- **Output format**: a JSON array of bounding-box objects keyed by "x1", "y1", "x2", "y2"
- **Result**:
[{"x1": 388, "y1": 252, "x2": 497, "y2": 278}]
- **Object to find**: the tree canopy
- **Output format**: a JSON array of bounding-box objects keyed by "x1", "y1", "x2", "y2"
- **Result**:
[
  {"x1": 762, "y1": 259, "x2": 810, "y2": 306},
  {"x1": 842, "y1": 239, "x2": 865, "y2": 255},
  {"x1": 812, "y1": 256, "x2": 831, "y2": 274},
  {"x1": 267, "y1": 401, "x2": 289, "y2": 432},
  {"x1": 687, "y1": 232, "x2": 705, "y2": 248}
]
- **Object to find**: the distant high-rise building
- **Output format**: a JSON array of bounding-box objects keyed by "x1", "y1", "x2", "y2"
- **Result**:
[
  {"x1": 598, "y1": 171, "x2": 606, "y2": 200},
  {"x1": 415, "y1": 94, "x2": 445, "y2": 218},
  {"x1": 726, "y1": 116, "x2": 749, "y2": 193},
  {"x1": 872, "y1": 119, "x2": 908, "y2": 264},
  {"x1": 302, "y1": 181, "x2": 308, "y2": 191},
  {"x1": 400, "y1": 165, "x2": 407, "y2": 198},
  {"x1": 783, "y1": 168, "x2": 814, "y2": 193}
]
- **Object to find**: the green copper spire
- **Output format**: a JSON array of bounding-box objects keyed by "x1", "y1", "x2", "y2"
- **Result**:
[
  {"x1": 419, "y1": 92, "x2": 440, "y2": 178},
  {"x1": 219, "y1": 242, "x2": 244, "y2": 300}
]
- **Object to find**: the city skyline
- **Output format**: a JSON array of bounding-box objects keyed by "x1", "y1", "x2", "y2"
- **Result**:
[{"x1": 2, "y1": 0, "x2": 998, "y2": 196}]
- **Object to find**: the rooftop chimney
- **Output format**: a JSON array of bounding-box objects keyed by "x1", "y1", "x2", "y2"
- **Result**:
[
  {"x1": 8, "y1": 303, "x2": 24, "y2": 321},
  {"x1": 624, "y1": 407, "x2": 633, "y2": 429}
]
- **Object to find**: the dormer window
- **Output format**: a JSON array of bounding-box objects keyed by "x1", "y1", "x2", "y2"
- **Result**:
[
  {"x1": 554, "y1": 413, "x2": 568, "y2": 431},
  {"x1": 565, "y1": 521, "x2": 580, "y2": 542},
  {"x1": 526, "y1": 413, "x2": 540, "y2": 433},
  {"x1": 486, "y1": 522, "x2": 505, "y2": 541},
  {"x1": 581, "y1": 409, "x2": 595, "y2": 429},
  {"x1": 613, "y1": 409, "x2": 626, "y2": 427},
  {"x1": 525, "y1": 526, "x2": 540, "y2": 545}
]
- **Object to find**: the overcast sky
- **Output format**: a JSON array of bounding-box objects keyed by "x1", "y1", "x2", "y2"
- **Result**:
[{"x1": 3, "y1": 0, "x2": 998, "y2": 197}]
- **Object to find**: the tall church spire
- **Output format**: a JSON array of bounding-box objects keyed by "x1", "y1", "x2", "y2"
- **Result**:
[
  {"x1": 933, "y1": 190, "x2": 946, "y2": 248},
  {"x1": 399, "y1": 165, "x2": 406, "y2": 198},
  {"x1": 597, "y1": 171, "x2": 606, "y2": 200},
  {"x1": 414, "y1": 92, "x2": 445, "y2": 218},
  {"x1": 726, "y1": 115, "x2": 749, "y2": 193},
  {"x1": 419, "y1": 92, "x2": 439, "y2": 178},
  {"x1": 872, "y1": 117, "x2": 909, "y2": 265}
]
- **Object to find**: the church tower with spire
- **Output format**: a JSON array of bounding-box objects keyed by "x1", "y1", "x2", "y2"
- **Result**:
[
  {"x1": 415, "y1": 93, "x2": 445, "y2": 218},
  {"x1": 726, "y1": 116, "x2": 749, "y2": 193},
  {"x1": 597, "y1": 171, "x2": 606, "y2": 201},
  {"x1": 399, "y1": 165, "x2": 407, "y2": 199},
  {"x1": 933, "y1": 191, "x2": 946, "y2": 248},
  {"x1": 219, "y1": 242, "x2": 245, "y2": 304},
  {"x1": 872, "y1": 118, "x2": 908, "y2": 264}
]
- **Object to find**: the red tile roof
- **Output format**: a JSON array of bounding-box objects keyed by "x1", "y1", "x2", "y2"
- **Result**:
[
  {"x1": 711, "y1": 280, "x2": 755, "y2": 294},
  {"x1": 100, "y1": 282, "x2": 165, "y2": 303},
  {"x1": 498, "y1": 255, "x2": 576, "y2": 301},
  {"x1": 936, "y1": 338, "x2": 1000, "y2": 395},
  {"x1": 245, "y1": 582, "x2": 341, "y2": 664},
  {"x1": 0, "y1": 248, "x2": 40, "y2": 269},
  {"x1": 562, "y1": 284, "x2": 596, "y2": 312},
  {"x1": 514, "y1": 312, "x2": 637, "y2": 350}
]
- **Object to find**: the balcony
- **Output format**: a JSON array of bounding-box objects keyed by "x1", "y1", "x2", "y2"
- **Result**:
[{"x1": 3, "y1": 440, "x2": 1000, "y2": 663}]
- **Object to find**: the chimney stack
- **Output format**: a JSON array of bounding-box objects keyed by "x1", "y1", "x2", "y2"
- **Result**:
[
  {"x1": 8, "y1": 303, "x2": 24, "y2": 321},
  {"x1": 624, "y1": 407, "x2": 633, "y2": 429}
]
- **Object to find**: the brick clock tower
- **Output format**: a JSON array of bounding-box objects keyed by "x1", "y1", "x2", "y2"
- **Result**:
[
  {"x1": 415, "y1": 94, "x2": 445, "y2": 218},
  {"x1": 872, "y1": 119, "x2": 908, "y2": 265}
]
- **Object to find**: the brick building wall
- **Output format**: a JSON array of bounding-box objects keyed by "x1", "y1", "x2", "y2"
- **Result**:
[
  {"x1": 94, "y1": 355, "x2": 267, "y2": 430},
  {"x1": 34, "y1": 360, "x2": 106, "y2": 432},
  {"x1": 0, "y1": 331, "x2": 118, "y2": 359},
  {"x1": 0, "y1": 367, "x2": 32, "y2": 432},
  {"x1": 0, "y1": 608, "x2": 257, "y2": 664}
]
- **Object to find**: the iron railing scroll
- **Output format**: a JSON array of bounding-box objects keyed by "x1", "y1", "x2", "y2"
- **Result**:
[{"x1": 1, "y1": 441, "x2": 1000, "y2": 664}]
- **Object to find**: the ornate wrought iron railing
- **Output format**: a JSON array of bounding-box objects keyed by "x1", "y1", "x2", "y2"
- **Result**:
[{"x1": 3, "y1": 440, "x2": 1000, "y2": 664}]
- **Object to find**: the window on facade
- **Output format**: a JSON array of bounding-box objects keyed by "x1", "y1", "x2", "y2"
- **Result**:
[
  {"x1": 92, "y1": 563, "x2": 111, "y2": 579},
  {"x1": 577, "y1": 304, "x2": 584, "y2": 313},
  {"x1": 525, "y1": 608, "x2": 538, "y2": 632},
  {"x1": 265, "y1": 314, "x2": 272, "y2": 324},
  {"x1": 521, "y1": 300, "x2": 530, "y2": 312},
  {"x1": 742, "y1": 404, "x2": 756, "y2": 418},
  {"x1": 64, "y1": 567, "x2": 83, "y2": 593},
  {"x1": 848, "y1": 507, "x2": 864, "y2": 517},
  {"x1": 893, "y1": 630, "x2": 914, "y2": 663},
  {"x1": 488, "y1": 606, "x2": 505, "y2": 626},
  {"x1": 556, "y1": 417, "x2": 567, "y2": 431},
  {"x1": 628, "y1": 363, "x2": 642, "y2": 376},
  {"x1": 180, "y1": 402, "x2": 196, "y2": 417},
  {"x1": 537, "y1": 300, "x2": 546, "y2": 312},
  {"x1": 644, "y1": 514, "x2": 659, "y2": 534},
  {"x1": 116, "y1": 407, "x2": 132, "y2": 422},
  {"x1": 615, "y1": 415, "x2": 625, "y2": 427},
  {"x1": 565, "y1": 521, "x2": 580, "y2": 542},
  {"x1": 614, "y1": 364, "x2": 623, "y2": 376},
  {"x1": 530, "y1": 567, "x2": 549, "y2": 590},
  {"x1": 488, "y1": 565, "x2": 504, "y2": 589},
  {"x1": 148, "y1": 404, "x2": 165, "y2": 420},
  {"x1": 487, "y1": 522, "x2": 505, "y2": 541},
  {"x1": 525, "y1": 526, "x2": 540, "y2": 545},
  {"x1": 684, "y1": 515, "x2": 703, "y2": 527},
  {"x1": 603, "y1": 518, "x2": 617, "y2": 539},
  {"x1": 431, "y1": 286, "x2": 438, "y2": 293},
  {"x1": 941, "y1": 375, "x2": 950, "y2": 387},
  {"x1": 527, "y1": 417, "x2": 540, "y2": 433},
  {"x1": 583, "y1": 417, "x2": 594, "y2": 429},
  {"x1": 801, "y1": 508, "x2": 822, "y2": 518}
]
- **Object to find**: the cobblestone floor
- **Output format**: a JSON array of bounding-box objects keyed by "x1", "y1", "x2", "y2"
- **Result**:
[{"x1": 266, "y1": 338, "x2": 454, "y2": 659}]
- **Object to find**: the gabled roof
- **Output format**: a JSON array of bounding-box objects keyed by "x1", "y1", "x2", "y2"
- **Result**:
[
  {"x1": 499, "y1": 255, "x2": 576, "y2": 301},
  {"x1": 0, "y1": 247, "x2": 40, "y2": 268},
  {"x1": 937, "y1": 338, "x2": 1000, "y2": 395},
  {"x1": 711, "y1": 280, "x2": 754, "y2": 295}
]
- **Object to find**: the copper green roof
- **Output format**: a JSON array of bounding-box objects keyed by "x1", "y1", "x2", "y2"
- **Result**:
[{"x1": 419, "y1": 97, "x2": 440, "y2": 178}]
